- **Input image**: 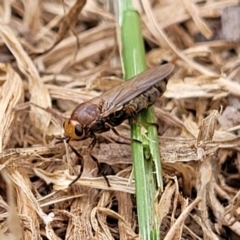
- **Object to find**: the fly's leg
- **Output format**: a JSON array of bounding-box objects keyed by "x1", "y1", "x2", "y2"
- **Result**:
[
  {"x1": 107, "y1": 123, "x2": 131, "y2": 141},
  {"x1": 88, "y1": 136, "x2": 111, "y2": 187},
  {"x1": 67, "y1": 142, "x2": 85, "y2": 187},
  {"x1": 105, "y1": 122, "x2": 141, "y2": 144}
]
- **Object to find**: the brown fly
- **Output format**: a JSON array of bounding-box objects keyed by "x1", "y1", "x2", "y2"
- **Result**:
[{"x1": 63, "y1": 63, "x2": 174, "y2": 186}]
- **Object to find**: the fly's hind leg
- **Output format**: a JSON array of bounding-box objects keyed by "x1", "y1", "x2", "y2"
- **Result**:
[{"x1": 88, "y1": 136, "x2": 111, "y2": 187}]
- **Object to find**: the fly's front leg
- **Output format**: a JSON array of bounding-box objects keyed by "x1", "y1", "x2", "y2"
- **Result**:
[
  {"x1": 88, "y1": 135, "x2": 111, "y2": 187},
  {"x1": 67, "y1": 142, "x2": 84, "y2": 187}
]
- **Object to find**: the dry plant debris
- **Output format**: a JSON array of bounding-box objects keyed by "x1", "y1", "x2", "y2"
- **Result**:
[{"x1": 0, "y1": 0, "x2": 240, "y2": 239}]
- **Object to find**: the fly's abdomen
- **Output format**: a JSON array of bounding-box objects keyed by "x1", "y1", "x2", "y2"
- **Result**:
[
  {"x1": 106, "y1": 78, "x2": 168, "y2": 126},
  {"x1": 125, "y1": 79, "x2": 167, "y2": 115}
]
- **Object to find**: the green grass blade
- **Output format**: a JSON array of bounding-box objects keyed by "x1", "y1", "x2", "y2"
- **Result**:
[{"x1": 117, "y1": 1, "x2": 164, "y2": 239}]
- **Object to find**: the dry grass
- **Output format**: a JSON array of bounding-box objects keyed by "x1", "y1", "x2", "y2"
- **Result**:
[{"x1": 0, "y1": 0, "x2": 240, "y2": 239}]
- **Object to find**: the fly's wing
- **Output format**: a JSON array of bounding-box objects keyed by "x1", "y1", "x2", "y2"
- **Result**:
[{"x1": 98, "y1": 63, "x2": 174, "y2": 116}]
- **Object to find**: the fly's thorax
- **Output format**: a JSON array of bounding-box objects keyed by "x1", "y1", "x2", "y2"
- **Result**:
[{"x1": 71, "y1": 102, "x2": 102, "y2": 126}]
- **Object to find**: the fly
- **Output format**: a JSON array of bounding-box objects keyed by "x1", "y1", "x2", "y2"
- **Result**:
[{"x1": 63, "y1": 63, "x2": 174, "y2": 186}]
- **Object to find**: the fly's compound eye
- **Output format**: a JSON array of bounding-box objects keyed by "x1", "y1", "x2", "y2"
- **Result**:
[{"x1": 74, "y1": 124, "x2": 83, "y2": 137}]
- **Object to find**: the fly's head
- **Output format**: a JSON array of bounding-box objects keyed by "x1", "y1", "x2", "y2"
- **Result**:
[{"x1": 63, "y1": 119, "x2": 91, "y2": 141}]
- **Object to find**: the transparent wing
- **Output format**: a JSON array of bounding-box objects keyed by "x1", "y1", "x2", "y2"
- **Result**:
[{"x1": 90, "y1": 63, "x2": 174, "y2": 116}]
